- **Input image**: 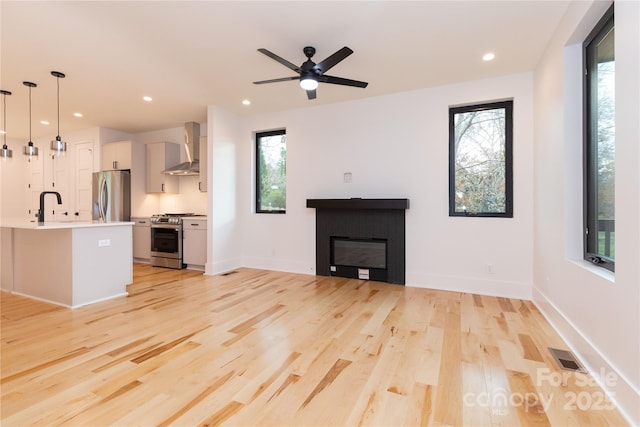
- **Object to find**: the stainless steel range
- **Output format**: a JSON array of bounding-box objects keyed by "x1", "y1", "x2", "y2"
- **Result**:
[{"x1": 150, "y1": 213, "x2": 193, "y2": 269}]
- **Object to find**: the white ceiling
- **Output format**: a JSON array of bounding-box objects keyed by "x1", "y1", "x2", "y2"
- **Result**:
[{"x1": 1, "y1": 1, "x2": 570, "y2": 141}]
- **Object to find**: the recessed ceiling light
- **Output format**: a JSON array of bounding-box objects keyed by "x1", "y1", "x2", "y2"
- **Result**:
[
  {"x1": 143, "y1": 96, "x2": 153, "y2": 102},
  {"x1": 40, "y1": 120, "x2": 50, "y2": 125},
  {"x1": 483, "y1": 52, "x2": 495, "y2": 62},
  {"x1": 242, "y1": 99, "x2": 251, "y2": 106},
  {"x1": 73, "y1": 112, "x2": 83, "y2": 117}
]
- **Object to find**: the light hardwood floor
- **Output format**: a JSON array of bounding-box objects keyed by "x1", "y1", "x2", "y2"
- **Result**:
[{"x1": 1, "y1": 264, "x2": 629, "y2": 426}]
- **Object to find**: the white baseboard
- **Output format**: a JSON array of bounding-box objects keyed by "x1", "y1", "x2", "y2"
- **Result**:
[
  {"x1": 11, "y1": 290, "x2": 129, "y2": 309},
  {"x1": 532, "y1": 286, "x2": 640, "y2": 426},
  {"x1": 242, "y1": 256, "x2": 315, "y2": 276},
  {"x1": 406, "y1": 272, "x2": 532, "y2": 299},
  {"x1": 72, "y1": 292, "x2": 129, "y2": 309},
  {"x1": 206, "y1": 257, "x2": 242, "y2": 276}
]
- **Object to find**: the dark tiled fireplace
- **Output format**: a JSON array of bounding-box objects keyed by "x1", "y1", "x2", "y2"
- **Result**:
[{"x1": 306, "y1": 198, "x2": 410, "y2": 285}]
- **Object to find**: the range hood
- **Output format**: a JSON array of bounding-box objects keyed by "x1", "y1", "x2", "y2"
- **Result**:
[{"x1": 163, "y1": 122, "x2": 200, "y2": 175}]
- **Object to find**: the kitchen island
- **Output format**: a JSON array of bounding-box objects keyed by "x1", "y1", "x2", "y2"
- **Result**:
[{"x1": 1, "y1": 220, "x2": 133, "y2": 308}]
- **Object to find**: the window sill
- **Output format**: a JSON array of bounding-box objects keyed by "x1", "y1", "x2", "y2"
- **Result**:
[{"x1": 569, "y1": 259, "x2": 615, "y2": 283}]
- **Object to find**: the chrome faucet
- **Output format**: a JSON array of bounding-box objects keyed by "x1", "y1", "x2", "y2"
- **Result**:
[{"x1": 38, "y1": 191, "x2": 62, "y2": 223}]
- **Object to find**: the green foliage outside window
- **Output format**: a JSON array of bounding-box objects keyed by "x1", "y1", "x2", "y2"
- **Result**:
[
  {"x1": 449, "y1": 101, "x2": 513, "y2": 217},
  {"x1": 256, "y1": 130, "x2": 286, "y2": 213},
  {"x1": 584, "y1": 5, "x2": 615, "y2": 270}
]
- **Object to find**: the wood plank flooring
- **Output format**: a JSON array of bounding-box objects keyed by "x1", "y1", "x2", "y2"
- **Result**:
[{"x1": 0, "y1": 264, "x2": 629, "y2": 426}]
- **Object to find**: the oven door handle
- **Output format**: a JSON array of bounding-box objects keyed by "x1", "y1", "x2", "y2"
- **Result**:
[{"x1": 151, "y1": 224, "x2": 182, "y2": 230}]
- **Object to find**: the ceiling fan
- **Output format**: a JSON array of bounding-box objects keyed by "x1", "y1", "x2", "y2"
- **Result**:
[{"x1": 253, "y1": 46, "x2": 368, "y2": 100}]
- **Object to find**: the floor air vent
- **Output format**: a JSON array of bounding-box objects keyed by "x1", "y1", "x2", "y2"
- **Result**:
[
  {"x1": 221, "y1": 270, "x2": 238, "y2": 276},
  {"x1": 548, "y1": 348, "x2": 586, "y2": 372}
]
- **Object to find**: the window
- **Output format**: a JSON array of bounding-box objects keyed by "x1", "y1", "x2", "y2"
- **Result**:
[
  {"x1": 449, "y1": 100, "x2": 513, "y2": 217},
  {"x1": 256, "y1": 129, "x2": 286, "y2": 213},
  {"x1": 584, "y1": 5, "x2": 615, "y2": 271}
]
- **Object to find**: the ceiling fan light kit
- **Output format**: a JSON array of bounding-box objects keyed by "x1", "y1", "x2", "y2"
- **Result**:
[
  {"x1": 254, "y1": 46, "x2": 368, "y2": 100},
  {"x1": 50, "y1": 71, "x2": 67, "y2": 154},
  {"x1": 300, "y1": 72, "x2": 318, "y2": 91},
  {"x1": 1, "y1": 90, "x2": 12, "y2": 159},
  {"x1": 22, "y1": 81, "x2": 38, "y2": 158}
]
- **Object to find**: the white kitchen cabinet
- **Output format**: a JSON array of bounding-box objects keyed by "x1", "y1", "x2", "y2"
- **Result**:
[
  {"x1": 198, "y1": 136, "x2": 207, "y2": 192},
  {"x1": 101, "y1": 141, "x2": 132, "y2": 171},
  {"x1": 183, "y1": 218, "x2": 207, "y2": 268},
  {"x1": 146, "y1": 142, "x2": 179, "y2": 193},
  {"x1": 132, "y1": 217, "x2": 151, "y2": 261}
]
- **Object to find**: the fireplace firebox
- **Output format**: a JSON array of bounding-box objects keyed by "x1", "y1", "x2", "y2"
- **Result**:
[
  {"x1": 330, "y1": 237, "x2": 388, "y2": 281},
  {"x1": 331, "y1": 237, "x2": 387, "y2": 269},
  {"x1": 307, "y1": 198, "x2": 409, "y2": 284}
]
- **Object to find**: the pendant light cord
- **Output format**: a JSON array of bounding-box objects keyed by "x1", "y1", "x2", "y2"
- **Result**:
[
  {"x1": 2, "y1": 93, "x2": 6, "y2": 146},
  {"x1": 22, "y1": 81, "x2": 37, "y2": 154},
  {"x1": 28, "y1": 85, "x2": 32, "y2": 143},
  {"x1": 56, "y1": 76, "x2": 60, "y2": 137}
]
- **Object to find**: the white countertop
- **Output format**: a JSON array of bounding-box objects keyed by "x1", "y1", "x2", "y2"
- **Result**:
[{"x1": 1, "y1": 220, "x2": 134, "y2": 230}]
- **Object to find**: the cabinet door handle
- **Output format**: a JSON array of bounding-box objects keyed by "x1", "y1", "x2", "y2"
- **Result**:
[
  {"x1": 113, "y1": 160, "x2": 118, "y2": 169},
  {"x1": 190, "y1": 223, "x2": 199, "y2": 226},
  {"x1": 161, "y1": 183, "x2": 165, "y2": 192},
  {"x1": 74, "y1": 212, "x2": 79, "y2": 216},
  {"x1": 63, "y1": 212, "x2": 68, "y2": 216},
  {"x1": 198, "y1": 182, "x2": 202, "y2": 191}
]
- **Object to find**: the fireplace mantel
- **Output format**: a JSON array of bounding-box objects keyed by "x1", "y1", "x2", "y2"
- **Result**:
[{"x1": 306, "y1": 198, "x2": 410, "y2": 210}]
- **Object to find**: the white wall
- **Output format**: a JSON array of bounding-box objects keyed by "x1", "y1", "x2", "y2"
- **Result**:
[
  {"x1": 208, "y1": 71, "x2": 535, "y2": 299},
  {"x1": 532, "y1": 0, "x2": 639, "y2": 423},
  {"x1": 207, "y1": 107, "x2": 242, "y2": 274}
]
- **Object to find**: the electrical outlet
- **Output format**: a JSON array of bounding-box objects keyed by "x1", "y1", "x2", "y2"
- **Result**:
[{"x1": 98, "y1": 239, "x2": 110, "y2": 247}]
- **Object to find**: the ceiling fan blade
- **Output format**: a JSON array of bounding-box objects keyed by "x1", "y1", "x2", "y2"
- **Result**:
[
  {"x1": 315, "y1": 47, "x2": 353, "y2": 73},
  {"x1": 306, "y1": 89, "x2": 317, "y2": 100},
  {"x1": 257, "y1": 48, "x2": 300, "y2": 72},
  {"x1": 253, "y1": 76, "x2": 299, "y2": 85},
  {"x1": 319, "y1": 75, "x2": 368, "y2": 88}
]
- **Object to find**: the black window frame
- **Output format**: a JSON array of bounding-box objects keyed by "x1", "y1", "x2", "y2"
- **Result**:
[
  {"x1": 255, "y1": 129, "x2": 287, "y2": 214},
  {"x1": 583, "y1": 5, "x2": 615, "y2": 272},
  {"x1": 448, "y1": 100, "x2": 514, "y2": 218}
]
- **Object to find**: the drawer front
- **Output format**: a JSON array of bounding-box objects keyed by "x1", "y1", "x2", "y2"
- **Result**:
[
  {"x1": 183, "y1": 220, "x2": 207, "y2": 230},
  {"x1": 132, "y1": 217, "x2": 150, "y2": 227}
]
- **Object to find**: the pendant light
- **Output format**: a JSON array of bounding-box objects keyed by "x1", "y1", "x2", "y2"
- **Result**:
[
  {"x1": 50, "y1": 71, "x2": 67, "y2": 154},
  {"x1": 23, "y1": 81, "x2": 38, "y2": 158},
  {"x1": 0, "y1": 90, "x2": 12, "y2": 159}
]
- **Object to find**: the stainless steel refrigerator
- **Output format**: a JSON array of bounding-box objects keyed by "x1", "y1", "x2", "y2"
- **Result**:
[{"x1": 92, "y1": 170, "x2": 131, "y2": 222}]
